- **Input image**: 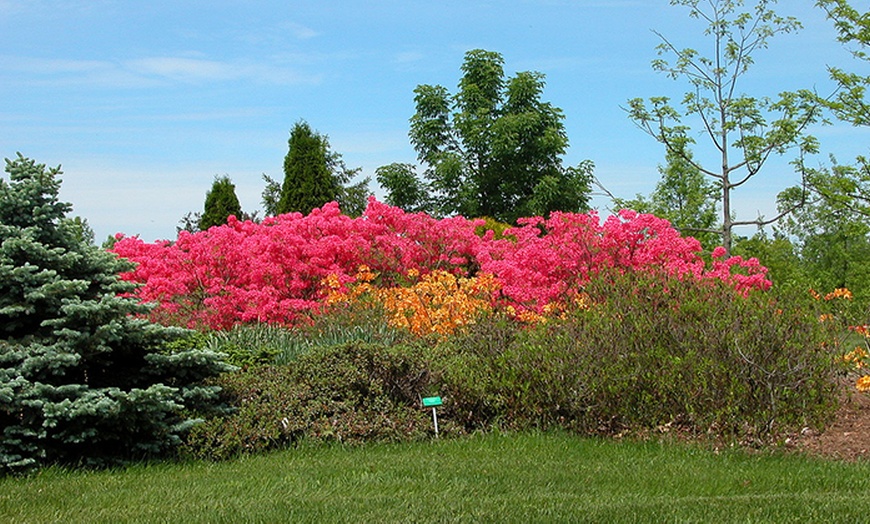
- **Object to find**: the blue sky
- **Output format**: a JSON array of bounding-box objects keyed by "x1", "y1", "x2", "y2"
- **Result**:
[{"x1": 1, "y1": 0, "x2": 865, "y2": 242}]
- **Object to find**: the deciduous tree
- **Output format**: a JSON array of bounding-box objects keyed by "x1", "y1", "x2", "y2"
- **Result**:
[
  {"x1": 768, "y1": 1, "x2": 870, "y2": 298},
  {"x1": 627, "y1": 0, "x2": 823, "y2": 253},
  {"x1": 406, "y1": 49, "x2": 593, "y2": 223},
  {"x1": 375, "y1": 163, "x2": 431, "y2": 213}
]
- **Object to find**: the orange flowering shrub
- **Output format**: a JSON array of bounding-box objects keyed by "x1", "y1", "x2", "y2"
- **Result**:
[
  {"x1": 812, "y1": 287, "x2": 870, "y2": 392},
  {"x1": 379, "y1": 270, "x2": 499, "y2": 337},
  {"x1": 323, "y1": 266, "x2": 499, "y2": 338}
]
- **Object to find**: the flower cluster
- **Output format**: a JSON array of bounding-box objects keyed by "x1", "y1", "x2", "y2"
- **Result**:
[
  {"x1": 379, "y1": 269, "x2": 498, "y2": 336},
  {"x1": 811, "y1": 287, "x2": 870, "y2": 392},
  {"x1": 111, "y1": 198, "x2": 771, "y2": 330}
]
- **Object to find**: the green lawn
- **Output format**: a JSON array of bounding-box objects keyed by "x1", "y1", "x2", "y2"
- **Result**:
[{"x1": 3, "y1": 432, "x2": 870, "y2": 523}]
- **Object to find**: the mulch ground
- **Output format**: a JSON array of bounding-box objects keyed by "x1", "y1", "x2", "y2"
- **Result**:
[{"x1": 794, "y1": 383, "x2": 870, "y2": 461}]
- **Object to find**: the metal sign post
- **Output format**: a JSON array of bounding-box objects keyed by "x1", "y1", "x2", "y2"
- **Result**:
[{"x1": 421, "y1": 396, "x2": 443, "y2": 437}]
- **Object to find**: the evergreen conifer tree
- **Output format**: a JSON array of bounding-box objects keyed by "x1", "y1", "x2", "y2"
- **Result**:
[
  {"x1": 0, "y1": 154, "x2": 231, "y2": 472},
  {"x1": 199, "y1": 175, "x2": 242, "y2": 230},
  {"x1": 277, "y1": 121, "x2": 340, "y2": 215}
]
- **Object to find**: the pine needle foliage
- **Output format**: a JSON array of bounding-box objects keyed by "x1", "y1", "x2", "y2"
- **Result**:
[
  {"x1": 0, "y1": 154, "x2": 232, "y2": 473},
  {"x1": 199, "y1": 175, "x2": 242, "y2": 230}
]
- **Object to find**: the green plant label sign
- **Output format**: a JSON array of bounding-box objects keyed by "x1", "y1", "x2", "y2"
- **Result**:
[{"x1": 422, "y1": 396, "x2": 442, "y2": 407}]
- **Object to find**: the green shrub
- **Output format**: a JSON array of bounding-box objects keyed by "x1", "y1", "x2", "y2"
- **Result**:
[
  {"x1": 434, "y1": 271, "x2": 839, "y2": 439},
  {"x1": 185, "y1": 270, "x2": 840, "y2": 460},
  {"x1": 182, "y1": 342, "x2": 439, "y2": 460},
  {"x1": 474, "y1": 216, "x2": 515, "y2": 240}
]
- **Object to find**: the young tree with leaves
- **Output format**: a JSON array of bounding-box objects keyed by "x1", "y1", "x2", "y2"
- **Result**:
[
  {"x1": 627, "y1": 0, "x2": 823, "y2": 254},
  {"x1": 375, "y1": 163, "x2": 431, "y2": 213},
  {"x1": 406, "y1": 49, "x2": 593, "y2": 223},
  {"x1": 789, "y1": 1, "x2": 870, "y2": 220},
  {"x1": 817, "y1": 0, "x2": 870, "y2": 127},
  {"x1": 765, "y1": 1, "x2": 870, "y2": 298},
  {"x1": 0, "y1": 154, "x2": 231, "y2": 472}
]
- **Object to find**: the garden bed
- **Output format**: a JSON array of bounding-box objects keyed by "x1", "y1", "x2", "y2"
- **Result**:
[{"x1": 797, "y1": 380, "x2": 870, "y2": 461}]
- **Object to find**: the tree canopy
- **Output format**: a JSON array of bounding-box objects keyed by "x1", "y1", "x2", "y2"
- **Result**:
[{"x1": 396, "y1": 49, "x2": 593, "y2": 222}]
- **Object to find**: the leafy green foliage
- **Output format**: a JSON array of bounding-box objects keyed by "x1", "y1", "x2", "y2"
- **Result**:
[
  {"x1": 817, "y1": 0, "x2": 870, "y2": 126},
  {"x1": 627, "y1": 0, "x2": 823, "y2": 253},
  {"x1": 185, "y1": 270, "x2": 837, "y2": 460},
  {"x1": 375, "y1": 163, "x2": 431, "y2": 213},
  {"x1": 778, "y1": 159, "x2": 870, "y2": 302},
  {"x1": 765, "y1": 2, "x2": 870, "y2": 303},
  {"x1": 473, "y1": 216, "x2": 514, "y2": 240},
  {"x1": 405, "y1": 49, "x2": 593, "y2": 222},
  {"x1": 0, "y1": 154, "x2": 232, "y2": 473},
  {"x1": 199, "y1": 175, "x2": 242, "y2": 230},
  {"x1": 436, "y1": 271, "x2": 837, "y2": 438},
  {"x1": 182, "y1": 342, "x2": 436, "y2": 460},
  {"x1": 732, "y1": 231, "x2": 811, "y2": 296}
]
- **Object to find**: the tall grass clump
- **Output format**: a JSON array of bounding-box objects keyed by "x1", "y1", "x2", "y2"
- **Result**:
[{"x1": 200, "y1": 299, "x2": 409, "y2": 367}]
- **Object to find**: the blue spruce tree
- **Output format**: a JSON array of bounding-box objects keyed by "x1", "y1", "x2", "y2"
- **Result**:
[{"x1": 0, "y1": 154, "x2": 232, "y2": 472}]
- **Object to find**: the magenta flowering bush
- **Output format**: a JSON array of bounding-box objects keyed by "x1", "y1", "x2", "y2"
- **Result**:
[{"x1": 111, "y1": 198, "x2": 770, "y2": 329}]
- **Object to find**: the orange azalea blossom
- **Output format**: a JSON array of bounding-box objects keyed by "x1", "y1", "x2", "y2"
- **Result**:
[
  {"x1": 322, "y1": 268, "x2": 498, "y2": 336},
  {"x1": 843, "y1": 347, "x2": 868, "y2": 369},
  {"x1": 857, "y1": 376, "x2": 870, "y2": 392},
  {"x1": 819, "y1": 314, "x2": 834, "y2": 323},
  {"x1": 322, "y1": 266, "x2": 377, "y2": 307},
  {"x1": 825, "y1": 288, "x2": 853, "y2": 300},
  {"x1": 378, "y1": 270, "x2": 499, "y2": 337},
  {"x1": 809, "y1": 289, "x2": 821, "y2": 300},
  {"x1": 851, "y1": 325, "x2": 870, "y2": 338}
]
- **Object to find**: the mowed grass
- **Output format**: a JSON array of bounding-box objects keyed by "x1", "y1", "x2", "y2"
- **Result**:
[{"x1": 3, "y1": 432, "x2": 870, "y2": 523}]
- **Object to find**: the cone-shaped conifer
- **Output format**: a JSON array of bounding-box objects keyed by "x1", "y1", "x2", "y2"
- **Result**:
[{"x1": 0, "y1": 154, "x2": 232, "y2": 472}]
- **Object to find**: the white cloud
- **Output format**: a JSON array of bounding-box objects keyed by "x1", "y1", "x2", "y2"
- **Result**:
[
  {"x1": 0, "y1": 54, "x2": 323, "y2": 87},
  {"x1": 127, "y1": 56, "x2": 237, "y2": 82},
  {"x1": 394, "y1": 51, "x2": 424, "y2": 64},
  {"x1": 280, "y1": 21, "x2": 319, "y2": 40}
]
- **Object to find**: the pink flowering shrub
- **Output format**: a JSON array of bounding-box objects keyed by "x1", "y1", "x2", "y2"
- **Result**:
[{"x1": 111, "y1": 198, "x2": 770, "y2": 329}]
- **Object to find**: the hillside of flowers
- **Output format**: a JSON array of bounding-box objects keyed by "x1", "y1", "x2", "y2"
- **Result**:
[{"x1": 111, "y1": 197, "x2": 770, "y2": 331}]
